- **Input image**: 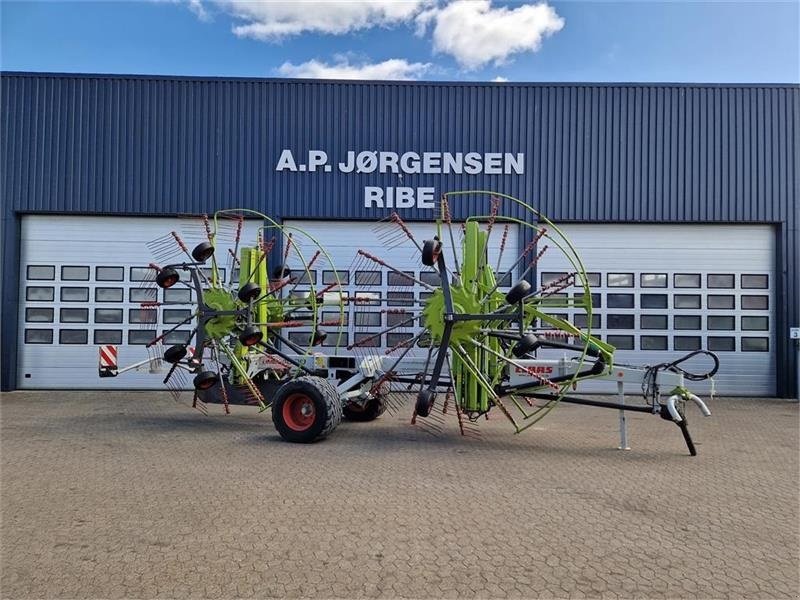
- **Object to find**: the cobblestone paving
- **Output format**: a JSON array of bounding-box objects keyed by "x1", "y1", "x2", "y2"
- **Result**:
[{"x1": 1, "y1": 391, "x2": 798, "y2": 599}]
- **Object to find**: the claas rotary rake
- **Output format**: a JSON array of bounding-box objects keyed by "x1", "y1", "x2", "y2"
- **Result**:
[{"x1": 99, "y1": 194, "x2": 717, "y2": 454}]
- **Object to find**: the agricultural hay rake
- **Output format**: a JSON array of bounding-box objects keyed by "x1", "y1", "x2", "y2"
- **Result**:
[{"x1": 99, "y1": 194, "x2": 717, "y2": 454}]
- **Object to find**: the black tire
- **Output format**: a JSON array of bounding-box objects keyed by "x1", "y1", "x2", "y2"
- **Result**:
[
  {"x1": 163, "y1": 344, "x2": 187, "y2": 364},
  {"x1": 311, "y1": 329, "x2": 327, "y2": 346},
  {"x1": 238, "y1": 282, "x2": 261, "y2": 302},
  {"x1": 156, "y1": 267, "x2": 180, "y2": 289},
  {"x1": 512, "y1": 333, "x2": 539, "y2": 358},
  {"x1": 191, "y1": 241, "x2": 215, "y2": 263},
  {"x1": 421, "y1": 239, "x2": 442, "y2": 267},
  {"x1": 415, "y1": 389, "x2": 436, "y2": 417},
  {"x1": 239, "y1": 325, "x2": 263, "y2": 347},
  {"x1": 272, "y1": 265, "x2": 291, "y2": 279},
  {"x1": 505, "y1": 280, "x2": 531, "y2": 304},
  {"x1": 343, "y1": 397, "x2": 387, "y2": 422},
  {"x1": 272, "y1": 376, "x2": 343, "y2": 443},
  {"x1": 193, "y1": 370, "x2": 219, "y2": 390}
]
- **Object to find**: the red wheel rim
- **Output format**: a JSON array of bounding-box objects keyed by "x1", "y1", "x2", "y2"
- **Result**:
[
  {"x1": 282, "y1": 393, "x2": 316, "y2": 431},
  {"x1": 243, "y1": 334, "x2": 260, "y2": 346},
  {"x1": 163, "y1": 276, "x2": 178, "y2": 288}
]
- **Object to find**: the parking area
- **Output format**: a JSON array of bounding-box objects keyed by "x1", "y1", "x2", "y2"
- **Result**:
[{"x1": 1, "y1": 390, "x2": 798, "y2": 599}]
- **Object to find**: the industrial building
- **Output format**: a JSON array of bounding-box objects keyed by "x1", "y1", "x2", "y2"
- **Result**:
[{"x1": 1, "y1": 72, "x2": 797, "y2": 396}]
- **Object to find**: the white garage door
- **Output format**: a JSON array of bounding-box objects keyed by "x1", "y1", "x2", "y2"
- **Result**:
[
  {"x1": 284, "y1": 219, "x2": 520, "y2": 356},
  {"x1": 536, "y1": 224, "x2": 776, "y2": 396},
  {"x1": 17, "y1": 215, "x2": 261, "y2": 389}
]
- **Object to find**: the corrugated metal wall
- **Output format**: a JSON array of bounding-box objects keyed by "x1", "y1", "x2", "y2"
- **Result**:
[{"x1": 1, "y1": 73, "x2": 798, "y2": 394}]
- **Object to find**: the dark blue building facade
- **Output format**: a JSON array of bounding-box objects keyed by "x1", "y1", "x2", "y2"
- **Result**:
[{"x1": 1, "y1": 73, "x2": 798, "y2": 394}]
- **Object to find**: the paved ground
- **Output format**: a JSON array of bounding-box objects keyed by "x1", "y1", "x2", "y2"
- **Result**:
[{"x1": 1, "y1": 391, "x2": 798, "y2": 599}]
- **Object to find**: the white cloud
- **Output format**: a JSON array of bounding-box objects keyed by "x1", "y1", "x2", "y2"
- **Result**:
[
  {"x1": 492, "y1": 76, "x2": 509, "y2": 82},
  {"x1": 277, "y1": 58, "x2": 433, "y2": 80},
  {"x1": 214, "y1": 1, "x2": 429, "y2": 40},
  {"x1": 418, "y1": 1, "x2": 564, "y2": 70},
  {"x1": 187, "y1": 0, "x2": 210, "y2": 22}
]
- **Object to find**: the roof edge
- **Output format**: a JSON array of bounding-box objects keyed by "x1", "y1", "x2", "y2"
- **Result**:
[{"x1": 1, "y1": 71, "x2": 798, "y2": 89}]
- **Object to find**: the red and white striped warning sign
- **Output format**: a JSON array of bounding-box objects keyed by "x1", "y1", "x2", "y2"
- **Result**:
[
  {"x1": 186, "y1": 346, "x2": 199, "y2": 364},
  {"x1": 99, "y1": 345, "x2": 118, "y2": 368}
]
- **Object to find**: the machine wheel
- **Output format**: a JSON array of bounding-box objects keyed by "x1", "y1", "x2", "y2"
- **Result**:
[
  {"x1": 163, "y1": 344, "x2": 187, "y2": 363},
  {"x1": 343, "y1": 397, "x2": 387, "y2": 422},
  {"x1": 505, "y1": 280, "x2": 531, "y2": 305},
  {"x1": 272, "y1": 376, "x2": 343, "y2": 443},
  {"x1": 311, "y1": 329, "x2": 327, "y2": 346},
  {"x1": 239, "y1": 325, "x2": 263, "y2": 347},
  {"x1": 193, "y1": 370, "x2": 219, "y2": 390},
  {"x1": 237, "y1": 282, "x2": 261, "y2": 302},
  {"x1": 415, "y1": 389, "x2": 436, "y2": 417},
  {"x1": 512, "y1": 333, "x2": 538, "y2": 358},
  {"x1": 156, "y1": 267, "x2": 180, "y2": 289},
  {"x1": 272, "y1": 264, "x2": 291, "y2": 279},
  {"x1": 191, "y1": 241, "x2": 215, "y2": 263},
  {"x1": 421, "y1": 239, "x2": 442, "y2": 267}
]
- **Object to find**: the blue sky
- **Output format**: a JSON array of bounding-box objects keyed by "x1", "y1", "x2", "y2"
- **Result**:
[{"x1": 1, "y1": 1, "x2": 798, "y2": 82}]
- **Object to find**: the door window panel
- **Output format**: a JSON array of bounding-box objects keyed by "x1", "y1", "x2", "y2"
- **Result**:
[
  {"x1": 25, "y1": 329, "x2": 53, "y2": 344},
  {"x1": 129, "y1": 309, "x2": 158, "y2": 324},
  {"x1": 163, "y1": 309, "x2": 192, "y2": 324},
  {"x1": 162, "y1": 330, "x2": 192, "y2": 345},
  {"x1": 741, "y1": 337, "x2": 769, "y2": 352},
  {"x1": 128, "y1": 330, "x2": 156, "y2": 345},
  {"x1": 741, "y1": 274, "x2": 768, "y2": 289},
  {"x1": 741, "y1": 295, "x2": 769, "y2": 310},
  {"x1": 387, "y1": 332, "x2": 414, "y2": 348},
  {"x1": 640, "y1": 273, "x2": 667, "y2": 288},
  {"x1": 674, "y1": 316, "x2": 701, "y2": 330},
  {"x1": 25, "y1": 308, "x2": 54, "y2": 322},
  {"x1": 353, "y1": 332, "x2": 381, "y2": 347},
  {"x1": 741, "y1": 316, "x2": 769, "y2": 331},
  {"x1": 130, "y1": 267, "x2": 156, "y2": 282},
  {"x1": 27, "y1": 265, "x2": 55, "y2": 280},
  {"x1": 573, "y1": 293, "x2": 601, "y2": 308},
  {"x1": 573, "y1": 313, "x2": 601, "y2": 329},
  {"x1": 355, "y1": 271, "x2": 381, "y2": 286},
  {"x1": 707, "y1": 274, "x2": 735, "y2": 288},
  {"x1": 387, "y1": 271, "x2": 415, "y2": 286},
  {"x1": 607, "y1": 273, "x2": 634, "y2": 287},
  {"x1": 607, "y1": 314, "x2": 634, "y2": 329},
  {"x1": 26, "y1": 286, "x2": 54, "y2": 301},
  {"x1": 674, "y1": 336, "x2": 701, "y2": 351},
  {"x1": 163, "y1": 288, "x2": 191, "y2": 304},
  {"x1": 130, "y1": 288, "x2": 158, "y2": 302},
  {"x1": 94, "y1": 330, "x2": 123, "y2": 344},
  {"x1": 95, "y1": 309, "x2": 123, "y2": 324},
  {"x1": 708, "y1": 336, "x2": 735, "y2": 351},
  {"x1": 607, "y1": 294, "x2": 634, "y2": 308},
  {"x1": 707, "y1": 295, "x2": 735, "y2": 309},
  {"x1": 641, "y1": 294, "x2": 668, "y2": 309},
  {"x1": 419, "y1": 271, "x2": 441, "y2": 286},
  {"x1": 60, "y1": 287, "x2": 89, "y2": 302},
  {"x1": 61, "y1": 266, "x2": 90, "y2": 281},
  {"x1": 674, "y1": 294, "x2": 701, "y2": 309},
  {"x1": 707, "y1": 316, "x2": 735, "y2": 330},
  {"x1": 95, "y1": 287, "x2": 124, "y2": 302},
  {"x1": 607, "y1": 335, "x2": 634, "y2": 350},
  {"x1": 674, "y1": 274, "x2": 701, "y2": 288},
  {"x1": 60, "y1": 308, "x2": 89, "y2": 323},
  {"x1": 60, "y1": 329, "x2": 88, "y2": 344},
  {"x1": 354, "y1": 312, "x2": 381, "y2": 327},
  {"x1": 95, "y1": 266, "x2": 124, "y2": 281},
  {"x1": 641, "y1": 335, "x2": 668, "y2": 350},
  {"x1": 640, "y1": 315, "x2": 668, "y2": 329},
  {"x1": 322, "y1": 270, "x2": 349, "y2": 285}
]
